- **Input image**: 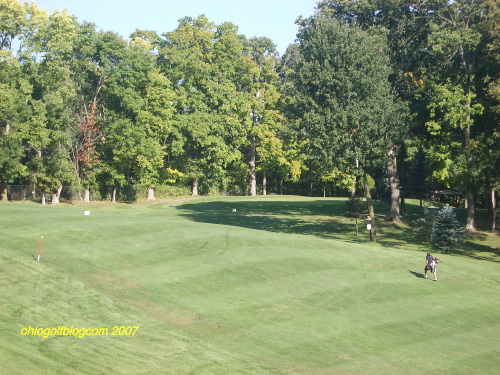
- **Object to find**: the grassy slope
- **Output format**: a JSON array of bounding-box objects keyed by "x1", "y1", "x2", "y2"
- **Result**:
[{"x1": 0, "y1": 196, "x2": 499, "y2": 374}]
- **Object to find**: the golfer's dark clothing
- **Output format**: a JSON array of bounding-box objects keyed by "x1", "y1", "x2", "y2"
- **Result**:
[{"x1": 425, "y1": 255, "x2": 435, "y2": 272}]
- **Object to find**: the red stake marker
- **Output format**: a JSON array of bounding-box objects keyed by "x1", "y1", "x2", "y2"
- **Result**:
[{"x1": 38, "y1": 236, "x2": 43, "y2": 262}]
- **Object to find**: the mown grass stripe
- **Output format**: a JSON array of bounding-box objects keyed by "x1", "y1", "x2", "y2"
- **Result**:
[{"x1": 1, "y1": 198, "x2": 498, "y2": 374}]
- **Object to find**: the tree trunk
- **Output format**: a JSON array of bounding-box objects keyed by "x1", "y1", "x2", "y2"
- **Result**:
[
  {"x1": 385, "y1": 149, "x2": 401, "y2": 223},
  {"x1": 279, "y1": 178, "x2": 283, "y2": 195},
  {"x1": 399, "y1": 144, "x2": 406, "y2": 214},
  {"x1": 364, "y1": 173, "x2": 376, "y2": 242},
  {"x1": 192, "y1": 177, "x2": 198, "y2": 196},
  {"x1": 249, "y1": 133, "x2": 257, "y2": 196},
  {"x1": 463, "y1": 105, "x2": 475, "y2": 232},
  {"x1": 262, "y1": 171, "x2": 267, "y2": 196},
  {"x1": 147, "y1": 187, "x2": 155, "y2": 200},
  {"x1": 112, "y1": 188, "x2": 116, "y2": 203},
  {"x1": 463, "y1": 76, "x2": 476, "y2": 232},
  {"x1": 51, "y1": 186, "x2": 62, "y2": 205},
  {"x1": 84, "y1": 189, "x2": 90, "y2": 203},
  {"x1": 352, "y1": 158, "x2": 359, "y2": 196},
  {"x1": 465, "y1": 188, "x2": 476, "y2": 232},
  {"x1": 491, "y1": 189, "x2": 496, "y2": 232},
  {"x1": 355, "y1": 217, "x2": 358, "y2": 236},
  {"x1": 41, "y1": 194, "x2": 46, "y2": 206},
  {"x1": 0, "y1": 121, "x2": 8, "y2": 201}
]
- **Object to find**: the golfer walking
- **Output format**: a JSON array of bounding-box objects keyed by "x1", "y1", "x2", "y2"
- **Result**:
[{"x1": 424, "y1": 251, "x2": 438, "y2": 281}]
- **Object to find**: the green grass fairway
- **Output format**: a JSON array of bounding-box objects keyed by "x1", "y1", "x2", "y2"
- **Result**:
[{"x1": 1, "y1": 196, "x2": 499, "y2": 374}]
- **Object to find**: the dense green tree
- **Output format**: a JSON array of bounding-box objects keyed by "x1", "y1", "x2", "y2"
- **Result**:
[
  {"x1": 19, "y1": 8, "x2": 80, "y2": 204},
  {"x1": 315, "y1": 1, "x2": 495, "y2": 230},
  {"x1": 293, "y1": 14, "x2": 404, "y2": 240},
  {"x1": 171, "y1": 112, "x2": 241, "y2": 195},
  {"x1": 484, "y1": 0, "x2": 500, "y2": 114},
  {"x1": 421, "y1": 0, "x2": 490, "y2": 232},
  {"x1": 481, "y1": 0, "x2": 500, "y2": 231},
  {"x1": 0, "y1": 0, "x2": 32, "y2": 200},
  {"x1": 405, "y1": 146, "x2": 430, "y2": 207},
  {"x1": 0, "y1": 0, "x2": 28, "y2": 50},
  {"x1": 314, "y1": 0, "x2": 427, "y2": 221},
  {"x1": 158, "y1": 16, "x2": 244, "y2": 195},
  {"x1": 240, "y1": 36, "x2": 283, "y2": 195},
  {"x1": 315, "y1": 0, "x2": 432, "y2": 94},
  {"x1": 100, "y1": 34, "x2": 175, "y2": 200},
  {"x1": 158, "y1": 16, "x2": 284, "y2": 196},
  {"x1": 0, "y1": 53, "x2": 30, "y2": 200},
  {"x1": 0, "y1": 0, "x2": 497, "y2": 227},
  {"x1": 70, "y1": 24, "x2": 109, "y2": 202}
]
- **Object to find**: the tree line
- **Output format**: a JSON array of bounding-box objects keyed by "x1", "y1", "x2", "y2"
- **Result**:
[{"x1": 1, "y1": 0, "x2": 498, "y2": 233}]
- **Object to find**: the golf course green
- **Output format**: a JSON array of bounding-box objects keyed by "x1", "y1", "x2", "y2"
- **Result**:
[{"x1": 1, "y1": 196, "x2": 499, "y2": 374}]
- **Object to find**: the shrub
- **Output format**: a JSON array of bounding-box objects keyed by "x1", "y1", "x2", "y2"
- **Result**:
[
  {"x1": 412, "y1": 208, "x2": 436, "y2": 241},
  {"x1": 431, "y1": 204, "x2": 464, "y2": 253},
  {"x1": 344, "y1": 197, "x2": 368, "y2": 236}
]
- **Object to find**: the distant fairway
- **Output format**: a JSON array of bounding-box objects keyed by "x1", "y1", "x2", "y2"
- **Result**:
[{"x1": 1, "y1": 196, "x2": 499, "y2": 374}]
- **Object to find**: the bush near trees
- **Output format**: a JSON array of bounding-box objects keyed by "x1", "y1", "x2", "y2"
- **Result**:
[
  {"x1": 0, "y1": 0, "x2": 498, "y2": 232},
  {"x1": 344, "y1": 197, "x2": 368, "y2": 236},
  {"x1": 431, "y1": 204, "x2": 464, "y2": 253}
]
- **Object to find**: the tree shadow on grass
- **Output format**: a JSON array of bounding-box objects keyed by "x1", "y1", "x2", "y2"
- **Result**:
[
  {"x1": 176, "y1": 199, "x2": 500, "y2": 260},
  {"x1": 176, "y1": 199, "x2": 366, "y2": 242},
  {"x1": 441, "y1": 237, "x2": 500, "y2": 263},
  {"x1": 376, "y1": 222, "x2": 429, "y2": 250}
]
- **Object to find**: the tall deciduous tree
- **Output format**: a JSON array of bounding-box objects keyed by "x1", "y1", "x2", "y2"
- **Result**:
[
  {"x1": 423, "y1": 0, "x2": 490, "y2": 232},
  {"x1": 481, "y1": 0, "x2": 500, "y2": 231},
  {"x1": 159, "y1": 16, "x2": 283, "y2": 196},
  {"x1": 240, "y1": 36, "x2": 282, "y2": 196},
  {"x1": 0, "y1": 0, "x2": 32, "y2": 200},
  {"x1": 158, "y1": 16, "x2": 244, "y2": 195},
  {"x1": 315, "y1": 0, "x2": 426, "y2": 221},
  {"x1": 101, "y1": 34, "x2": 175, "y2": 201},
  {"x1": 21, "y1": 8, "x2": 80, "y2": 204},
  {"x1": 70, "y1": 26, "x2": 126, "y2": 202},
  {"x1": 293, "y1": 14, "x2": 403, "y2": 241},
  {"x1": 406, "y1": 146, "x2": 430, "y2": 208},
  {"x1": 0, "y1": 52, "x2": 30, "y2": 201}
]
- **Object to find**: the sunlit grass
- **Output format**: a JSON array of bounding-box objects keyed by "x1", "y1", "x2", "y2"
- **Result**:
[{"x1": 1, "y1": 197, "x2": 498, "y2": 374}]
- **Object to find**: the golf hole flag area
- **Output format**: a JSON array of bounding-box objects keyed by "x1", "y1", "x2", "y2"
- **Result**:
[{"x1": 1, "y1": 197, "x2": 499, "y2": 374}]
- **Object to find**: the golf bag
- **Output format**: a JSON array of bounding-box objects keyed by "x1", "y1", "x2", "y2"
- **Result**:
[{"x1": 426, "y1": 258, "x2": 439, "y2": 273}]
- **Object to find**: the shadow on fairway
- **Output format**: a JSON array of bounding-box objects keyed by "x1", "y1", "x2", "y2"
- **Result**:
[
  {"x1": 444, "y1": 237, "x2": 500, "y2": 263},
  {"x1": 175, "y1": 199, "x2": 422, "y2": 246},
  {"x1": 176, "y1": 199, "x2": 361, "y2": 241},
  {"x1": 176, "y1": 199, "x2": 500, "y2": 259},
  {"x1": 376, "y1": 223, "x2": 429, "y2": 249},
  {"x1": 408, "y1": 270, "x2": 425, "y2": 279}
]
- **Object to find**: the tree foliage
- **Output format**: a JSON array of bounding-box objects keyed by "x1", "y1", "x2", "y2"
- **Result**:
[
  {"x1": 431, "y1": 204, "x2": 464, "y2": 253},
  {"x1": 291, "y1": 13, "x2": 406, "y2": 240},
  {"x1": 0, "y1": 0, "x2": 497, "y2": 230}
]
